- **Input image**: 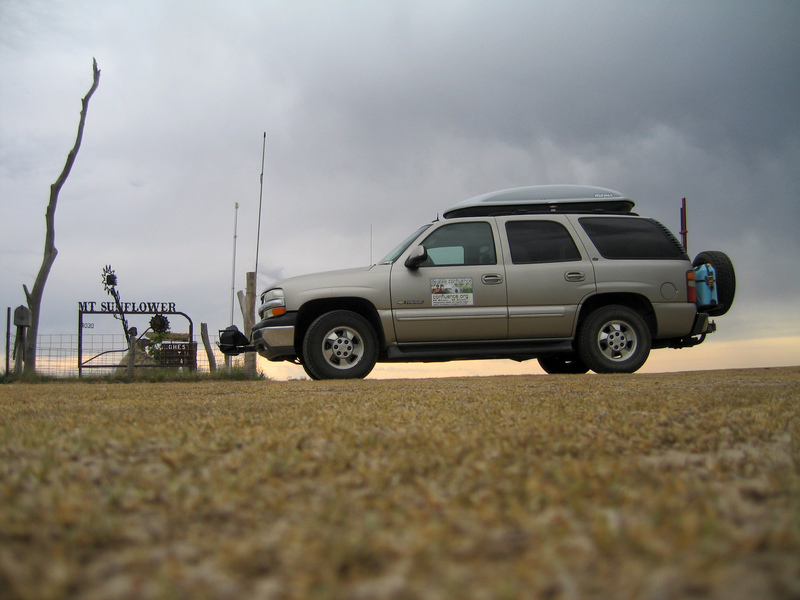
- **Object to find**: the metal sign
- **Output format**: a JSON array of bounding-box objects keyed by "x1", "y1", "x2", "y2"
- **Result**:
[
  {"x1": 77, "y1": 265, "x2": 195, "y2": 376},
  {"x1": 78, "y1": 301, "x2": 178, "y2": 314},
  {"x1": 78, "y1": 303, "x2": 195, "y2": 376}
]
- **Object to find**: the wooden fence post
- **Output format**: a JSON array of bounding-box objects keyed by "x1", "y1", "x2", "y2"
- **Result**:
[
  {"x1": 238, "y1": 271, "x2": 257, "y2": 378},
  {"x1": 127, "y1": 327, "x2": 137, "y2": 380},
  {"x1": 200, "y1": 322, "x2": 217, "y2": 372}
]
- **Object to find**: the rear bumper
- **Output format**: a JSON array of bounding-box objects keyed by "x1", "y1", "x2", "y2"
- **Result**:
[
  {"x1": 659, "y1": 312, "x2": 715, "y2": 349},
  {"x1": 691, "y1": 312, "x2": 715, "y2": 336},
  {"x1": 252, "y1": 313, "x2": 297, "y2": 361}
]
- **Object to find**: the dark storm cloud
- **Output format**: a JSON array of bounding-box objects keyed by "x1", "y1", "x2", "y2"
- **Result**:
[
  {"x1": 258, "y1": 2, "x2": 800, "y2": 241},
  {"x1": 280, "y1": 2, "x2": 800, "y2": 153}
]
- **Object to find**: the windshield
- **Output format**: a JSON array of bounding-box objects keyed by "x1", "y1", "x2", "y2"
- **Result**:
[{"x1": 378, "y1": 225, "x2": 431, "y2": 265}]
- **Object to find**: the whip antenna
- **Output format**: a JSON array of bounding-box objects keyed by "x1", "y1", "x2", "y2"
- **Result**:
[
  {"x1": 230, "y1": 202, "x2": 239, "y2": 325},
  {"x1": 254, "y1": 131, "x2": 267, "y2": 290}
]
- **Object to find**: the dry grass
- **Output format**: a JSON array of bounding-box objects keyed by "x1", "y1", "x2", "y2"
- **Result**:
[{"x1": 1, "y1": 367, "x2": 799, "y2": 600}]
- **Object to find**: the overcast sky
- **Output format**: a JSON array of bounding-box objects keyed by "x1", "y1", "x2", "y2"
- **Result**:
[{"x1": 2, "y1": 0, "x2": 799, "y2": 379}]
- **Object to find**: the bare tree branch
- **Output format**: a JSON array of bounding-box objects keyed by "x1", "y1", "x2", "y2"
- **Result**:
[{"x1": 23, "y1": 59, "x2": 101, "y2": 374}]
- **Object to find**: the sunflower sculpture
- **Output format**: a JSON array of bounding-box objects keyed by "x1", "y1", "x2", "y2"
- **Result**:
[
  {"x1": 147, "y1": 314, "x2": 171, "y2": 362},
  {"x1": 101, "y1": 264, "x2": 132, "y2": 342},
  {"x1": 150, "y1": 314, "x2": 170, "y2": 334}
]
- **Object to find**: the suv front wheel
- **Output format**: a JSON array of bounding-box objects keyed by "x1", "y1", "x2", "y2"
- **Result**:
[
  {"x1": 302, "y1": 311, "x2": 379, "y2": 380},
  {"x1": 577, "y1": 305, "x2": 651, "y2": 374}
]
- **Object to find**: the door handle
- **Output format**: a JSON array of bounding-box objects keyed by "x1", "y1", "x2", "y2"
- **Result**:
[
  {"x1": 481, "y1": 274, "x2": 504, "y2": 285},
  {"x1": 565, "y1": 271, "x2": 586, "y2": 282}
]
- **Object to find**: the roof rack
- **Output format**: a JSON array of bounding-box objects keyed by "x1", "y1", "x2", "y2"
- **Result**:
[{"x1": 443, "y1": 185, "x2": 636, "y2": 218}]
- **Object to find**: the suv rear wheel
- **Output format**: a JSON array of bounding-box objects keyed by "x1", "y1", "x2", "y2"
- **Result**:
[
  {"x1": 578, "y1": 305, "x2": 651, "y2": 374},
  {"x1": 302, "y1": 311, "x2": 379, "y2": 380}
]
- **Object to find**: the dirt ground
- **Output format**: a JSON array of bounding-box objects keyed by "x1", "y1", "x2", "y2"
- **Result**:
[{"x1": 1, "y1": 367, "x2": 798, "y2": 599}]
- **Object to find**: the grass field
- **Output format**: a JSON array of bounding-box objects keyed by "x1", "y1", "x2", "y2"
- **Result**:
[{"x1": 1, "y1": 367, "x2": 799, "y2": 599}]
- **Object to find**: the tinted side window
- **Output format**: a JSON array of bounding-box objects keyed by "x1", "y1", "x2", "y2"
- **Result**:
[
  {"x1": 579, "y1": 217, "x2": 688, "y2": 259},
  {"x1": 505, "y1": 221, "x2": 581, "y2": 264},
  {"x1": 421, "y1": 222, "x2": 496, "y2": 266}
]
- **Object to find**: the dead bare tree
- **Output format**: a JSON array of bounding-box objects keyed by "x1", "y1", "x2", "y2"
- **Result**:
[{"x1": 22, "y1": 59, "x2": 100, "y2": 374}]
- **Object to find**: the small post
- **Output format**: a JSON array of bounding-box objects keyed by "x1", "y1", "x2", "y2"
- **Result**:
[
  {"x1": 78, "y1": 309, "x2": 84, "y2": 378},
  {"x1": 13, "y1": 328, "x2": 25, "y2": 376},
  {"x1": 13, "y1": 306, "x2": 31, "y2": 377},
  {"x1": 127, "y1": 326, "x2": 137, "y2": 380},
  {"x1": 238, "y1": 271, "x2": 257, "y2": 377},
  {"x1": 201, "y1": 322, "x2": 217, "y2": 372},
  {"x1": 245, "y1": 271, "x2": 257, "y2": 377},
  {"x1": 5, "y1": 307, "x2": 10, "y2": 376}
]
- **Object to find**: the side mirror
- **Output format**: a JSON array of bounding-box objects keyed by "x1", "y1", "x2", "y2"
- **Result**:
[{"x1": 404, "y1": 245, "x2": 427, "y2": 269}]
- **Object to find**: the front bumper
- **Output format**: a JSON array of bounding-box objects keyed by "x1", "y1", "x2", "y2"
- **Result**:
[{"x1": 252, "y1": 312, "x2": 297, "y2": 361}]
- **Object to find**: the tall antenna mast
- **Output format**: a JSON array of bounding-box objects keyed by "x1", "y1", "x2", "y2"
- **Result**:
[
  {"x1": 229, "y1": 202, "x2": 239, "y2": 325},
  {"x1": 254, "y1": 132, "x2": 267, "y2": 292}
]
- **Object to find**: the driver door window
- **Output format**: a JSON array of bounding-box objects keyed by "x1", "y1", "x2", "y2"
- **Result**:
[{"x1": 422, "y1": 222, "x2": 497, "y2": 266}]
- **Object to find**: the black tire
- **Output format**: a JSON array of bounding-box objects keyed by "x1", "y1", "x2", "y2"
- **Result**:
[
  {"x1": 693, "y1": 251, "x2": 735, "y2": 316},
  {"x1": 300, "y1": 361, "x2": 322, "y2": 380},
  {"x1": 301, "y1": 311, "x2": 378, "y2": 380},
  {"x1": 538, "y1": 355, "x2": 590, "y2": 375},
  {"x1": 577, "y1": 305, "x2": 651, "y2": 374}
]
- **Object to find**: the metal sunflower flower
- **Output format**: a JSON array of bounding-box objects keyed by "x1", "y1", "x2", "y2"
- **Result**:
[{"x1": 102, "y1": 265, "x2": 117, "y2": 294}]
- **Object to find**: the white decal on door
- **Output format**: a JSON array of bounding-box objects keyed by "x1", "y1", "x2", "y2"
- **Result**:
[{"x1": 431, "y1": 278, "x2": 474, "y2": 306}]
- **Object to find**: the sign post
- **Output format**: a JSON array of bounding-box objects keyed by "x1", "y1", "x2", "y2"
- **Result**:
[{"x1": 13, "y1": 305, "x2": 31, "y2": 376}]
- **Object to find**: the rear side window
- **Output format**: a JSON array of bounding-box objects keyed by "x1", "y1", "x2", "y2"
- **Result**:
[
  {"x1": 505, "y1": 221, "x2": 581, "y2": 264},
  {"x1": 579, "y1": 217, "x2": 688, "y2": 260}
]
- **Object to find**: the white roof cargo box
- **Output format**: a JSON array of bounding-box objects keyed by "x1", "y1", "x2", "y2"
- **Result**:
[{"x1": 443, "y1": 185, "x2": 635, "y2": 218}]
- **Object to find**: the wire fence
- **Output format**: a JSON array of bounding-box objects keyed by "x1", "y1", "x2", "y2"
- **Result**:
[{"x1": 3, "y1": 332, "x2": 244, "y2": 377}]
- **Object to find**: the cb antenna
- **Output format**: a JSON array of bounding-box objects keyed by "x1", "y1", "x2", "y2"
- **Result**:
[
  {"x1": 229, "y1": 201, "x2": 239, "y2": 325},
  {"x1": 254, "y1": 131, "x2": 267, "y2": 291}
]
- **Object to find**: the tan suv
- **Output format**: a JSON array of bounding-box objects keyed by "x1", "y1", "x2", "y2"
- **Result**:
[{"x1": 220, "y1": 185, "x2": 735, "y2": 379}]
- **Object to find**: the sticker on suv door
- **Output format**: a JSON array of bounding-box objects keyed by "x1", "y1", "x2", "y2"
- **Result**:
[{"x1": 431, "y1": 278, "x2": 474, "y2": 306}]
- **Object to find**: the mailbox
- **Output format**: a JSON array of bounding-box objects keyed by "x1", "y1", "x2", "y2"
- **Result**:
[{"x1": 14, "y1": 305, "x2": 31, "y2": 327}]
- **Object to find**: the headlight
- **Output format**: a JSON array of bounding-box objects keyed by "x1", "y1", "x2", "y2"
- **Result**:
[{"x1": 259, "y1": 288, "x2": 286, "y2": 319}]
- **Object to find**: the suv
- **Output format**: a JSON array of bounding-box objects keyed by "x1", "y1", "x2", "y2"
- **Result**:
[{"x1": 220, "y1": 185, "x2": 735, "y2": 379}]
